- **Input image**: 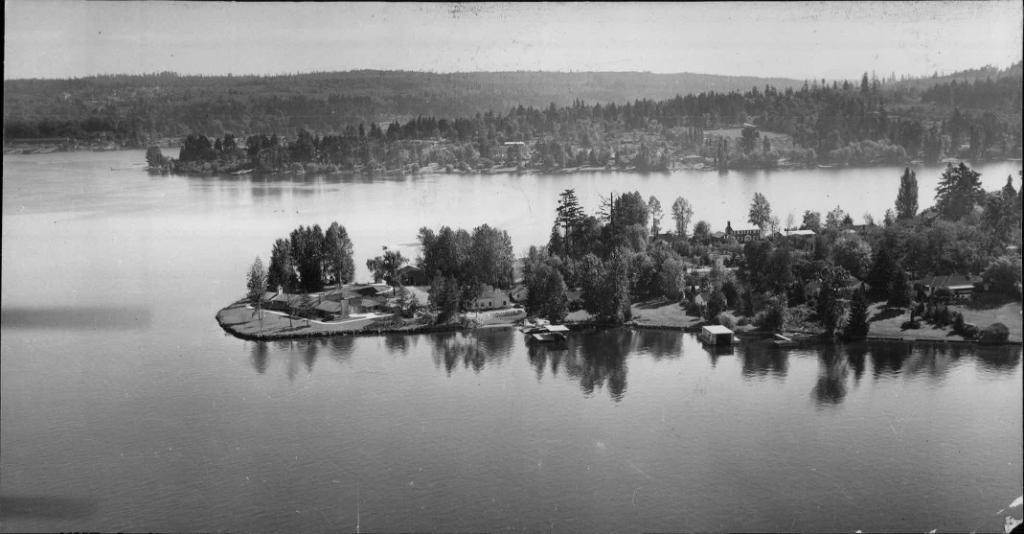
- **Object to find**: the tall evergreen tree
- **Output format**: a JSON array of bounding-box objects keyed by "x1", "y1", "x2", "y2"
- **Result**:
[
  {"x1": 887, "y1": 269, "x2": 913, "y2": 308},
  {"x1": 267, "y1": 238, "x2": 295, "y2": 292},
  {"x1": 843, "y1": 287, "x2": 870, "y2": 340},
  {"x1": 935, "y1": 162, "x2": 985, "y2": 220},
  {"x1": 895, "y1": 167, "x2": 918, "y2": 219},
  {"x1": 555, "y1": 189, "x2": 585, "y2": 256}
]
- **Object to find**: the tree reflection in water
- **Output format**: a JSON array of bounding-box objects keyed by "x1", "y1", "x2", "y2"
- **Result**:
[
  {"x1": 740, "y1": 345, "x2": 788, "y2": 378},
  {"x1": 325, "y1": 335, "x2": 355, "y2": 364},
  {"x1": 529, "y1": 328, "x2": 631, "y2": 401},
  {"x1": 704, "y1": 344, "x2": 734, "y2": 368},
  {"x1": 527, "y1": 342, "x2": 565, "y2": 380},
  {"x1": 634, "y1": 329, "x2": 682, "y2": 360},
  {"x1": 812, "y1": 344, "x2": 848, "y2": 406},
  {"x1": 976, "y1": 345, "x2": 1022, "y2": 371},
  {"x1": 383, "y1": 333, "x2": 415, "y2": 356},
  {"x1": 869, "y1": 342, "x2": 910, "y2": 377},
  {"x1": 302, "y1": 339, "x2": 319, "y2": 373},
  {"x1": 428, "y1": 327, "x2": 514, "y2": 374},
  {"x1": 250, "y1": 341, "x2": 269, "y2": 374}
]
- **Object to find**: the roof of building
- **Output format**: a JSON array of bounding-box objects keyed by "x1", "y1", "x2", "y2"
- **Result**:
[
  {"x1": 702, "y1": 325, "x2": 733, "y2": 335},
  {"x1": 315, "y1": 300, "x2": 345, "y2": 313},
  {"x1": 784, "y1": 229, "x2": 816, "y2": 237},
  {"x1": 269, "y1": 292, "x2": 294, "y2": 303},
  {"x1": 474, "y1": 284, "x2": 509, "y2": 301},
  {"x1": 915, "y1": 274, "x2": 980, "y2": 290}
]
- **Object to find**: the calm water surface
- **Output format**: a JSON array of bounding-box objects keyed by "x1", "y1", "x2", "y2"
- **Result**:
[{"x1": 2, "y1": 151, "x2": 1021, "y2": 532}]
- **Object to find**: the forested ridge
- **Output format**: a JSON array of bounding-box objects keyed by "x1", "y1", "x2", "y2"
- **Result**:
[
  {"x1": 4, "y1": 70, "x2": 805, "y2": 143},
  {"x1": 6, "y1": 64, "x2": 1022, "y2": 172}
]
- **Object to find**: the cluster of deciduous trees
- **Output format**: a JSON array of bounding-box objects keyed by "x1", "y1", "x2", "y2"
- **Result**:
[
  {"x1": 520, "y1": 163, "x2": 1021, "y2": 338},
  {"x1": 524, "y1": 189, "x2": 699, "y2": 323},
  {"x1": 416, "y1": 224, "x2": 516, "y2": 321},
  {"x1": 265, "y1": 222, "x2": 355, "y2": 293}
]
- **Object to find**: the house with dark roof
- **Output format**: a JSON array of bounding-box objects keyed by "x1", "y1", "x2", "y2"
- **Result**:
[
  {"x1": 397, "y1": 265, "x2": 428, "y2": 286},
  {"x1": 314, "y1": 299, "x2": 349, "y2": 321},
  {"x1": 914, "y1": 274, "x2": 982, "y2": 301},
  {"x1": 469, "y1": 284, "x2": 512, "y2": 311}
]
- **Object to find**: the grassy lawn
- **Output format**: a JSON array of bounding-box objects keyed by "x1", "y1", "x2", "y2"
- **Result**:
[
  {"x1": 216, "y1": 301, "x2": 380, "y2": 339},
  {"x1": 867, "y1": 300, "x2": 1022, "y2": 342},
  {"x1": 629, "y1": 297, "x2": 703, "y2": 328}
]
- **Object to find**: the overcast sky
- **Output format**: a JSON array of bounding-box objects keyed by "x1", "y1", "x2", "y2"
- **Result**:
[{"x1": 4, "y1": 1, "x2": 1022, "y2": 80}]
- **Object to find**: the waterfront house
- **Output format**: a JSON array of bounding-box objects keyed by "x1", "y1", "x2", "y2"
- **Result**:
[
  {"x1": 469, "y1": 284, "x2": 511, "y2": 311},
  {"x1": 396, "y1": 265, "x2": 428, "y2": 286},
  {"x1": 914, "y1": 274, "x2": 981, "y2": 301},
  {"x1": 264, "y1": 292, "x2": 296, "y2": 313},
  {"x1": 726, "y1": 222, "x2": 763, "y2": 243},
  {"x1": 314, "y1": 299, "x2": 349, "y2": 321},
  {"x1": 503, "y1": 141, "x2": 530, "y2": 161}
]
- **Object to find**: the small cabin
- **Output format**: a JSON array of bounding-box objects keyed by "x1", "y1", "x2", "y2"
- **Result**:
[
  {"x1": 469, "y1": 284, "x2": 511, "y2": 311},
  {"x1": 699, "y1": 325, "x2": 734, "y2": 346}
]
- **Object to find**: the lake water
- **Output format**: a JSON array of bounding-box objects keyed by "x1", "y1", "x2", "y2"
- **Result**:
[{"x1": 2, "y1": 151, "x2": 1021, "y2": 532}]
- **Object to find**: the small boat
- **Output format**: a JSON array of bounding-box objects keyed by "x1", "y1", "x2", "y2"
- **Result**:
[
  {"x1": 530, "y1": 332, "x2": 567, "y2": 343},
  {"x1": 519, "y1": 318, "x2": 551, "y2": 334},
  {"x1": 772, "y1": 333, "x2": 797, "y2": 348}
]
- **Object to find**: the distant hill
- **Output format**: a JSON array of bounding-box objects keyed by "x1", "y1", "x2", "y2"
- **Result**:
[
  {"x1": 3, "y1": 70, "x2": 805, "y2": 141},
  {"x1": 891, "y1": 61, "x2": 1022, "y2": 92},
  {"x1": 3, "y1": 65, "x2": 1020, "y2": 154}
]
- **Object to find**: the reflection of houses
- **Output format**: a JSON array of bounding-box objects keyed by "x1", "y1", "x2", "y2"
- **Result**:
[
  {"x1": 469, "y1": 284, "x2": 512, "y2": 311},
  {"x1": 914, "y1": 274, "x2": 982, "y2": 301}
]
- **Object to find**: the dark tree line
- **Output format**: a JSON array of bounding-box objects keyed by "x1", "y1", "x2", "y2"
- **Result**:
[
  {"x1": 417, "y1": 224, "x2": 516, "y2": 321},
  {"x1": 266, "y1": 221, "x2": 355, "y2": 293}
]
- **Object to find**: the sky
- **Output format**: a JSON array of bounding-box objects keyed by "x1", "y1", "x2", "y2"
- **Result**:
[{"x1": 4, "y1": 1, "x2": 1022, "y2": 80}]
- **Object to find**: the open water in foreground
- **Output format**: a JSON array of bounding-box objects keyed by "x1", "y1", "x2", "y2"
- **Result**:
[{"x1": 2, "y1": 151, "x2": 1021, "y2": 531}]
